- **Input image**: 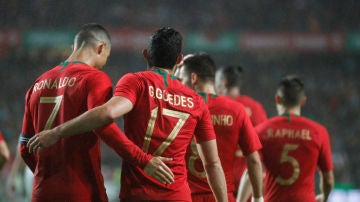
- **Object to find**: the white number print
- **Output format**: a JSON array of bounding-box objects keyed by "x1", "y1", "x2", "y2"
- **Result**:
[
  {"x1": 142, "y1": 107, "x2": 190, "y2": 156},
  {"x1": 40, "y1": 95, "x2": 63, "y2": 130},
  {"x1": 276, "y1": 143, "x2": 300, "y2": 185}
]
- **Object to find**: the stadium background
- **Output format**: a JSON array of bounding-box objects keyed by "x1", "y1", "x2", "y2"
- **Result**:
[{"x1": 0, "y1": 0, "x2": 359, "y2": 201}]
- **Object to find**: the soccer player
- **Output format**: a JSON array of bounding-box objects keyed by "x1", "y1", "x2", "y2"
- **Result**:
[
  {"x1": 0, "y1": 130, "x2": 10, "y2": 170},
  {"x1": 215, "y1": 65, "x2": 268, "y2": 194},
  {"x1": 175, "y1": 53, "x2": 263, "y2": 202},
  {"x1": 215, "y1": 66, "x2": 267, "y2": 126},
  {"x1": 19, "y1": 23, "x2": 173, "y2": 202},
  {"x1": 27, "y1": 27, "x2": 228, "y2": 201},
  {"x1": 240, "y1": 75, "x2": 334, "y2": 202}
]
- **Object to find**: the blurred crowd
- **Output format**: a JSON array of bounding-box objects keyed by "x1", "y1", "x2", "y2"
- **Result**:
[{"x1": 1, "y1": 0, "x2": 359, "y2": 32}]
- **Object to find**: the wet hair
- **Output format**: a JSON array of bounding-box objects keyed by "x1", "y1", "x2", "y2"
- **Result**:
[
  {"x1": 277, "y1": 75, "x2": 305, "y2": 107},
  {"x1": 182, "y1": 53, "x2": 216, "y2": 83},
  {"x1": 147, "y1": 27, "x2": 182, "y2": 69},
  {"x1": 74, "y1": 23, "x2": 111, "y2": 49},
  {"x1": 217, "y1": 65, "x2": 244, "y2": 88}
]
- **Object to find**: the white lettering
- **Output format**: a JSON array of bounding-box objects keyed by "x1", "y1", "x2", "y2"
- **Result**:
[
  {"x1": 147, "y1": 86, "x2": 194, "y2": 109},
  {"x1": 32, "y1": 77, "x2": 77, "y2": 93},
  {"x1": 266, "y1": 128, "x2": 312, "y2": 141},
  {"x1": 211, "y1": 115, "x2": 233, "y2": 126}
]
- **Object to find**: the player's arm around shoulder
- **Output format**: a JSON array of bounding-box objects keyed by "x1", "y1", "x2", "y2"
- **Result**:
[{"x1": 27, "y1": 95, "x2": 134, "y2": 152}]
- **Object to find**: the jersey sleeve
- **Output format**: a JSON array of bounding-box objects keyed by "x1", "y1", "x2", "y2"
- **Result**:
[
  {"x1": 94, "y1": 123, "x2": 151, "y2": 168},
  {"x1": 194, "y1": 104, "x2": 216, "y2": 143},
  {"x1": 114, "y1": 73, "x2": 142, "y2": 105},
  {"x1": 87, "y1": 72, "x2": 151, "y2": 167},
  {"x1": 318, "y1": 127, "x2": 333, "y2": 171},
  {"x1": 19, "y1": 89, "x2": 37, "y2": 172},
  {"x1": 238, "y1": 107, "x2": 262, "y2": 155}
]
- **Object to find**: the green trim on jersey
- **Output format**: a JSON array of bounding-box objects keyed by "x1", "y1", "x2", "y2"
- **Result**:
[
  {"x1": 58, "y1": 61, "x2": 86, "y2": 72},
  {"x1": 197, "y1": 92, "x2": 218, "y2": 104},
  {"x1": 151, "y1": 68, "x2": 177, "y2": 87},
  {"x1": 281, "y1": 112, "x2": 299, "y2": 122}
]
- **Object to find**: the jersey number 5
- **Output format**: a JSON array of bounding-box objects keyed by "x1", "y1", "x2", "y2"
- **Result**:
[
  {"x1": 142, "y1": 107, "x2": 190, "y2": 156},
  {"x1": 40, "y1": 95, "x2": 63, "y2": 130},
  {"x1": 276, "y1": 143, "x2": 300, "y2": 185}
]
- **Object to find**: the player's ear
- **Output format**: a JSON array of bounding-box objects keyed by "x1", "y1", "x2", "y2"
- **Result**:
[
  {"x1": 275, "y1": 95, "x2": 282, "y2": 104},
  {"x1": 71, "y1": 44, "x2": 75, "y2": 51},
  {"x1": 300, "y1": 96, "x2": 307, "y2": 106},
  {"x1": 176, "y1": 54, "x2": 183, "y2": 65},
  {"x1": 96, "y1": 42, "x2": 106, "y2": 55},
  {"x1": 142, "y1": 49, "x2": 148, "y2": 60},
  {"x1": 191, "y1": 72, "x2": 198, "y2": 85}
]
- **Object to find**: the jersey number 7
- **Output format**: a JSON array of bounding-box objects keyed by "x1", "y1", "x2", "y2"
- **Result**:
[
  {"x1": 142, "y1": 107, "x2": 189, "y2": 156},
  {"x1": 40, "y1": 95, "x2": 63, "y2": 130}
]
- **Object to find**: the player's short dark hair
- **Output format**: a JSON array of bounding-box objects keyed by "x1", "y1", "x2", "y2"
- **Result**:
[
  {"x1": 217, "y1": 65, "x2": 244, "y2": 88},
  {"x1": 182, "y1": 53, "x2": 216, "y2": 83},
  {"x1": 74, "y1": 23, "x2": 111, "y2": 49},
  {"x1": 147, "y1": 27, "x2": 182, "y2": 70},
  {"x1": 277, "y1": 75, "x2": 305, "y2": 107}
]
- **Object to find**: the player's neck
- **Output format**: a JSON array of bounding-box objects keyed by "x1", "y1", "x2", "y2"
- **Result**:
[
  {"x1": 277, "y1": 105, "x2": 301, "y2": 116},
  {"x1": 66, "y1": 48, "x2": 96, "y2": 68},
  {"x1": 227, "y1": 87, "x2": 240, "y2": 99},
  {"x1": 196, "y1": 83, "x2": 217, "y2": 95}
]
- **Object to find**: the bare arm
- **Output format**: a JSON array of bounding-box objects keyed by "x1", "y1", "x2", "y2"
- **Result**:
[
  {"x1": 317, "y1": 170, "x2": 334, "y2": 202},
  {"x1": 246, "y1": 151, "x2": 263, "y2": 198},
  {"x1": 197, "y1": 139, "x2": 228, "y2": 202},
  {"x1": 236, "y1": 151, "x2": 264, "y2": 202},
  {"x1": 6, "y1": 149, "x2": 25, "y2": 196},
  {"x1": 236, "y1": 169, "x2": 252, "y2": 202},
  {"x1": 0, "y1": 140, "x2": 10, "y2": 170},
  {"x1": 56, "y1": 96, "x2": 133, "y2": 139}
]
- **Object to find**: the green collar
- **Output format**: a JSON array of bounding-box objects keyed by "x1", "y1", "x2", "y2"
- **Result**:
[
  {"x1": 58, "y1": 61, "x2": 86, "y2": 72},
  {"x1": 197, "y1": 92, "x2": 218, "y2": 103},
  {"x1": 281, "y1": 112, "x2": 299, "y2": 122},
  {"x1": 151, "y1": 68, "x2": 177, "y2": 87}
]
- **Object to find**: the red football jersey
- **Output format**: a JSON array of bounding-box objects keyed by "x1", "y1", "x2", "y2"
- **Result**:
[
  {"x1": 20, "y1": 61, "x2": 149, "y2": 202},
  {"x1": 114, "y1": 69, "x2": 216, "y2": 201},
  {"x1": 235, "y1": 95, "x2": 267, "y2": 126},
  {"x1": 186, "y1": 93, "x2": 262, "y2": 201},
  {"x1": 233, "y1": 95, "x2": 267, "y2": 192},
  {"x1": 256, "y1": 114, "x2": 333, "y2": 202},
  {"x1": 0, "y1": 130, "x2": 3, "y2": 142}
]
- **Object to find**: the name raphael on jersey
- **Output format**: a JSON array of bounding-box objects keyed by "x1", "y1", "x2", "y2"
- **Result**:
[
  {"x1": 266, "y1": 128, "x2": 312, "y2": 141},
  {"x1": 148, "y1": 86, "x2": 194, "y2": 108},
  {"x1": 33, "y1": 77, "x2": 77, "y2": 93}
]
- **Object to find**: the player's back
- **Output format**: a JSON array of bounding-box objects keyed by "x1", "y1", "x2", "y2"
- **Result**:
[
  {"x1": 25, "y1": 61, "x2": 111, "y2": 202},
  {"x1": 256, "y1": 114, "x2": 332, "y2": 202},
  {"x1": 186, "y1": 94, "x2": 259, "y2": 200},
  {"x1": 235, "y1": 95, "x2": 267, "y2": 126},
  {"x1": 114, "y1": 69, "x2": 215, "y2": 201}
]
